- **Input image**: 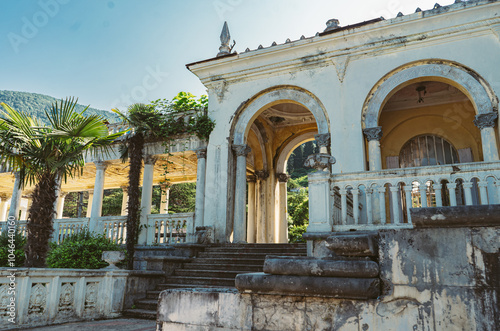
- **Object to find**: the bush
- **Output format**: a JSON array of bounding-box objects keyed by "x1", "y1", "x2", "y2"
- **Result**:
[
  {"x1": 46, "y1": 230, "x2": 123, "y2": 269},
  {"x1": 0, "y1": 231, "x2": 26, "y2": 267},
  {"x1": 288, "y1": 224, "x2": 307, "y2": 243}
]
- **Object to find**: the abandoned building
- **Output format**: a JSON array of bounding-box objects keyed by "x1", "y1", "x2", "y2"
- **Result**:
[{"x1": 0, "y1": 0, "x2": 499, "y2": 330}]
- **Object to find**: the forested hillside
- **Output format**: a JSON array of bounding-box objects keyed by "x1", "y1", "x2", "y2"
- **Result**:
[{"x1": 0, "y1": 90, "x2": 119, "y2": 124}]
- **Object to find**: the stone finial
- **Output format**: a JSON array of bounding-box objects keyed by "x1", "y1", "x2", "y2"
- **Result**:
[
  {"x1": 277, "y1": 173, "x2": 290, "y2": 183},
  {"x1": 245, "y1": 48, "x2": 250, "y2": 52},
  {"x1": 271, "y1": 41, "x2": 277, "y2": 46},
  {"x1": 324, "y1": 18, "x2": 340, "y2": 32},
  {"x1": 315, "y1": 133, "x2": 330, "y2": 150},
  {"x1": 300, "y1": 35, "x2": 306, "y2": 40},
  {"x1": 363, "y1": 127, "x2": 383, "y2": 141},
  {"x1": 397, "y1": 12, "x2": 404, "y2": 17},
  {"x1": 415, "y1": 7, "x2": 422, "y2": 12},
  {"x1": 195, "y1": 148, "x2": 207, "y2": 159},
  {"x1": 255, "y1": 170, "x2": 269, "y2": 180},
  {"x1": 434, "y1": 3, "x2": 441, "y2": 9},
  {"x1": 285, "y1": 38, "x2": 291, "y2": 43},
  {"x1": 315, "y1": 32, "x2": 320, "y2": 37},
  {"x1": 233, "y1": 144, "x2": 251, "y2": 157},
  {"x1": 217, "y1": 21, "x2": 231, "y2": 57},
  {"x1": 304, "y1": 153, "x2": 336, "y2": 172},
  {"x1": 474, "y1": 112, "x2": 498, "y2": 129},
  {"x1": 258, "y1": 44, "x2": 263, "y2": 49}
]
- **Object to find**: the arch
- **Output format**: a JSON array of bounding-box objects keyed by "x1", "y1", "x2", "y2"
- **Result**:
[
  {"x1": 362, "y1": 60, "x2": 498, "y2": 129},
  {"x1": 275, "y1": 131, "x2": 316, "y2": 173},
  {"x1": 232, "y1": 85, "x2": 330, "y2": 145}
]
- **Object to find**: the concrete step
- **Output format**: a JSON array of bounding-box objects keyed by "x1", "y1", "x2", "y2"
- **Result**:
[
  {"x1": 182, "y1": 263, "x2": 263, "y2": 272},
  {"x1": 205, "y1": 247, "x2": 307, "y2": 253},
  {"x1": 196, "y1": 252, "x2": 304, "y2": 259},
  {"x1": 134, "y1": 299, "x2": 158, "y2": 311},
  {"x1": 175, "y1": 269, "x2": 255, "y2": 279},
  {"x1": 159, "y1": 276, "x2": 236, "y2": 286},
  {"x1": 123, "y1": 308, "x2": 156, "y2": 320},
  {"x1": 190, "y1": 257, "x2": 265, "y2": 265}
]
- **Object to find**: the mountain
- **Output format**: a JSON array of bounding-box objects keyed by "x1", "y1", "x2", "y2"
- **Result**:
[{"x1": 0, "y1": 90, "x2": 120, "y2": 125}]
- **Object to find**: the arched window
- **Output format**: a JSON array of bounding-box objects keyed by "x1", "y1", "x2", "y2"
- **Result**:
[{"x1": 399, "y1": 135, "x2": 459, "y2": 168}]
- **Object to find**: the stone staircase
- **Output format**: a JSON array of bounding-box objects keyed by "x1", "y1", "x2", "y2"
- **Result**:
[{"x1": 124, "y1": 243, "x2": 307, "y2": 319}]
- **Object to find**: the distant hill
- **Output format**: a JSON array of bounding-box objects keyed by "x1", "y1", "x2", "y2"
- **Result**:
[{"x1": 0, "y1": 90, "x2": 120, "y2": 125}]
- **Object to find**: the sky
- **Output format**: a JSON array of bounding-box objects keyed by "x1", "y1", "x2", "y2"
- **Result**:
[{"x1": 1, "y1": 0, "x2": 456, "y2": 111}]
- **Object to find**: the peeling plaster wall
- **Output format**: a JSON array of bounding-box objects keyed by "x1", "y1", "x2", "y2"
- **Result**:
[{"x1": 157, "y1": 226, "x2": 499, "y2": 330}]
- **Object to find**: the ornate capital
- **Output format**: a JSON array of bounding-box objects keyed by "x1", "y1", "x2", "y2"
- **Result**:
[
  {"x1": 474, "y1": 112, "x2": 498, "y2": 129},
  {"x1": 120, "y1": 186, "x2": 128, "y2": 193},
  {"x1": 233, "y1": 144, "x2": 251, "y2": 157},
  {"x1": 59, "y1": 192, "x2": 68, "y2": 198},
  {"x1": 314, "y1": 133, "x2": 331, "y2": 149},
  {"x1": 160, "y1": 182, "x2": 172, "y2": 190},
  {"x1": 255, "y1": 170, "x2": 269, "y2": 180},
  {"x1": 277, "y1": 173, "x2": 290, "y2": 183},
  {"x1": 363, "y1": 127, "x2": 383, "y2": 141},
  {"x1": 94, "y1": 161, "x2": 109, "y2": 171},
  {"x1": 304, "y1": 153, "x2": 336, "y2": 171},
  {"x1": 247, "y1": 175, "x2": 257, "y2": 183},
  {"x1": 144, "y1": 155, "x2": 158, "y2": 165},
  {"x1": 195, "y1": 148, "x2": 207, "y2": 159}
]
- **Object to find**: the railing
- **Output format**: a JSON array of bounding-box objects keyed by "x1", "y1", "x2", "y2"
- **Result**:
[
  {"x1": 330, "y1": 161, "x2": 500, "y2": 231},
  {"x1": 52, "y1": 218, "x2": 88, "y2": 243},
  {"x1": 99, "y1": 216, "x2": 127, "y2": 244},
  {"x1": 146, "y1": 213, "x2": 194, "y2": 245}
]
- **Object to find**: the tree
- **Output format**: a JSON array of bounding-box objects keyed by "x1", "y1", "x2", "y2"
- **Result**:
[
  {"x1": 113, "y1": 103, "x2": 163, "y2": 270},
  {"x1": 0, "y1": 99, "x2": 123, "y2": 267}
]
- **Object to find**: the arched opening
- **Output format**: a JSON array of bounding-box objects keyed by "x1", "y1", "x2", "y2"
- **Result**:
[{"x1": 230, "y1": 86, "x2": 329, "y2": 243}]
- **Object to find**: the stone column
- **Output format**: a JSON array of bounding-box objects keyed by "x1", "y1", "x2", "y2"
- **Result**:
[
  {"x1": 8, "y1": 173, "x2": 22, "y2": 221},
  {"x1": 363, "y1": 127, "x2": 383, "y2": 171},
  {"x1": 55, "y1": 192, "x2": 68, "y2": 219},
  {"x1": 246, "y1": 175, "x2": 257, "y2": 243},
  {"x1": 120, "y1": 186, "x2": 129, "y2": 216},
  {"x1": 232, "y1": 145, "x2": 251, "y2": 243},
  {"x1": 194, "y1": 148, "x2": 207, "y2": 230},
  {"x1": 159, "y1": 183, "x2": 171, "y2": 214},
  {"x1": 86, "y1": 190, "x2": 94, "y2": 218},
  {"x1": 0, "y1": 195, "x2": 11, "y2": 222},
  {"x1": 89, "y1": 161, "x2": 108, "y2": 231},
  {"x1": 474, "y1": 112, "x2": 499, "y2": 161},
  {"x1": 138, "y1": 155, "x2": 157, "y2": 245},
  {"x1": 277, "y1": 173, "x2": 290, "y2": 243},
  {"x1": 255, "y1": 170, "x2": 269, "y2": 243}
]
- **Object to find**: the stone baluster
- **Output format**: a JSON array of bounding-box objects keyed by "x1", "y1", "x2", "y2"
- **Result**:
[
  {"x1": 339, "y1": 188, "x2": 348, "y2": 225},
  {"x1": 434, "y1": 182, "x2": 443, "y2": 207},
  {"x1": 232, "y1": 145, "x2": 251, "y2": 243},
  {"x1": 478, "y1": 181, "x2": 489, "y2": 205},
  {"x1": 474, "y1": 112, "x2": 499, "y2": 161},
  {"x1": 462, "y1": 181, "x2": 474, "y2": 206},
  {"x1": 351, "y1": 188, "x2": 360, "y2": 225},
  {"x1": 403, "y1": 185, "x2": 413, "y2": 224},
  {"x1": 447, "y1": 183, "x2": 458, "y2": 206},
  {"x1": 365, "y1": 188, "x2": 373, "y2": 224},
  {"x1": 363, "y1": 127, "x2": 383, "y2": 171},
  {"x1": 389, "y1": 186, "x2": 401, "y2": 224},
  {"x1": 378, "y1": 186, "x2": 386, "y2": 224}
]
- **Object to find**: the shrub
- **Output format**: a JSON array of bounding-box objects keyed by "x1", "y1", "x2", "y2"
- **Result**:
[
  {"x1": 46, "y1": 230, "x2": 123, "y2": 269},
  {"x1": 0, "y1": 231, "x2": 26, "y2": 267},
  {"x1": 288, "y1": 224, "x2": 307, "y2": 243}
]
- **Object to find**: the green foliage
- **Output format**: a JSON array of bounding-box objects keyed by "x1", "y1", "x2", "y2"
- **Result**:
[
  {"x1": 168, "y1": 183, "x2": 196, "y2": 213},
  {"x1": 288, "y1": 224, "x2": 307, "y2": 243},
  {"x1": 102, "y1": 189, "x2": 124, "y2": 216},
  {"x1": 0, "y1": 231, "x2": 26, "y2": 267},
  {"x1": 46, "y1": 230, "x2": 123, "y2": 269},
  {"x1": 288, "y1": 190, "x2": 309, "y2": 227},
  {"x1": 0, "y1": 90, "x2": 119, "y2": 125}
]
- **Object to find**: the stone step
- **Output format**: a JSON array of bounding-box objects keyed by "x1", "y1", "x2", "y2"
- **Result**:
[
  {"x1": 159, "y1": 276, "x2": 236, "y2": 286},
  {"x1": 123, "y1": 308, "x2": 156, "y2": 320},
  {"x1": 155, "y1": 284, "x2": 232, "y2": 291},
  {"x1": 182, "y1": 263, "x2": 263, "y2": 272},
  {"x1": 174, "y1": 269, "x2": 255, "y2": 279},
  {"x1": 205, "y1": 247, "x2": 307, "y2": 253},
  {"x1": 134, "y1": 299, "x2": 158, "y2": 311},
  {"x1": 190, "y1": 257, "x2": 266, "y2": 265},
  {"x1": 196, "y1": 252, "x2": 304, "y2": 259},
  {"x1": 209, "y1": 243, "x2": 306, "y2": 249}
]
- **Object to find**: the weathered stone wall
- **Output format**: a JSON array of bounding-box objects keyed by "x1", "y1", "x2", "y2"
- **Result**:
[{"x1": 157, "y1": 226, "x2": 499, "y2": 330}]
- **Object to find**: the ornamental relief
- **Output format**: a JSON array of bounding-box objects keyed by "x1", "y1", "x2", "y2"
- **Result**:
[
  {"x1": 59, "y1": 283, "x2": 75, "y2": 311},
  {"x1": 84, "y1": 282, "x2": 98, "y2": 310},
  {"x1": 0, "y1": 285, "x2": 10, "y2": 317},
  {"x1": 29, "y1": 283, "x2": 47, "y2": 315}
]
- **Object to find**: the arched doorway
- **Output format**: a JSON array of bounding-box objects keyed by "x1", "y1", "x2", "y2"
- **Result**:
[{"x1": 230, "y1": 86, "x2": 329, "y2": 243}]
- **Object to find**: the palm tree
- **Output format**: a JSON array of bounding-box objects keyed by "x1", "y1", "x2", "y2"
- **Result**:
[
  {"x1": 113, "y1": 103, "x2": 161, "y2": 270},
  {"x1": 0, "y1": 98, "x2": 123, "y2": 267}
]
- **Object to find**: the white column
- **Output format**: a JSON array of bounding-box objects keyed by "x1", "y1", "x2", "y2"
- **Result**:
[
  {"x1": 340, "y1": 188, "x2": 348, "y2": 225},
  {"x1": 276, "y1": 173, "x2": 289, "y2": 243},
  {"x1": 56, "y1": 192, "x2": 68, "y2": 219},
  {"x1": 246, "y1": 176, "x2": 256, "y2": 243},
  {"x1": 474, "y1": 113, "x2": 499, "y2": 162},
  {"x1": 0, "y1": 195, "x2": 11, "y2": 222},
  {"x1": 389, "y1": 186, "x2": 401, "y2": 224},
  {"x1": 160, "y1": 184, "x2": 171, "y2": 214},
  {"x1": 419, "y1": 184, "x2": 428, "y2": 208},
  {"x1": 478, "y1": 181, "x2": 489, "y2": 205},
  {"x1": 403, "y1": 185, "x2": 413, "y2": 224},
  {"x1": 19, "y1": 198, "x2": 28, "y2": 221},
  {"x1": 434, "y1": 182, "x2": 443, "y2": 207},
  {"x1": 232, "y1": 145, "x2": 251, "y2": 243},
  {"x1": 447, "y1": 183, "x2": 458, "y2": 207},
  {"x1": 351, "y1": 189, "x2": 360, "y2": 225},
  {"x1": 120, "y1": 186, "x2": 128, "y2": 216},
  {"x1": 463, "y1": 182, "x2": 474, "y2": 206},
  {"x1": 363, "y1": 127, "x2": 383, "y2": 171},
  {"x1": 365, "y1": 188, "x2": 373, "y2": 224},
  {"x1": 378, "y1": 186, "x2": 386, "y2": 224},
  {"x1": 307, "y1": 170, "x2": 333, "y2": 233},
  {"x1": 194, "y1": 148, "x2": 207, "y2": 230},
  {"x1": 138, "y1": 155, "x2": 157, "y2": 245},
  {"x1": 86, "y1": 190, "x2": 94, "y2": 218},
  {"x1": 89, "y1": 161, "x2": 108, "y2": 231},
  {"x1": 8, "y1": 173, "x2": 22, "y2": 221}
]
